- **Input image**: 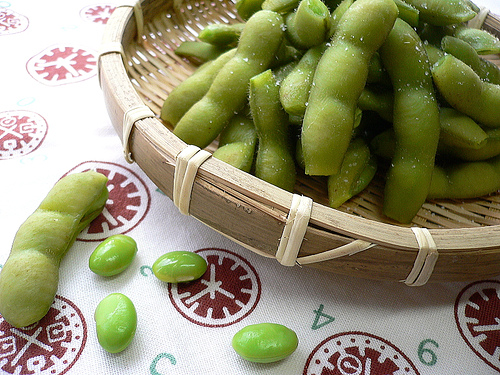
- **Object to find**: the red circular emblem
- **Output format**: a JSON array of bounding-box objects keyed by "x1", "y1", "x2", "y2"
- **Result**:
[
  {"x1": 26, "y1": 45, "x2": 97, "y2": 86},
  {"x1": 0, "y1": 110, "x2": 48, "y2": 160},
  {"x1": 304, "y1": 331, "x2": 420, "y2": 375},
  {"x1": 0, "y1": 295, "x2": 87, "y2": 375},
  {"x1": 169, "y1": 248, "x2": 261, "y2": 327},
  {"x1": 0, "y1": 7, "x2": 29, "y2": 35},
  {"x1": 65, "y1": 161, "x2": 151, "y2": 241},
  {"x1": 80, "y1": 4, "x2": 116, "y2": 24},
  {"x1": 455, "y1": 280, "x2": 500, "y2": 373}
]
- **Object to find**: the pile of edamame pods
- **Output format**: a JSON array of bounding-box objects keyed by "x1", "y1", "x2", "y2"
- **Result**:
[{"x1": 162, "y1": 0, "x2": 500, "y2": 224}]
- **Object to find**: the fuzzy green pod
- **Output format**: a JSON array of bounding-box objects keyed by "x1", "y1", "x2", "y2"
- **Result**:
[
  {"x1": 402, "y1": 0, "x2": 477, "y2": 25},
  {"x1": 432, "y1": 54, "x2": 500, "y2": 128},
  {"x1": 95, "y1": 293, "x2": 137, "y2": 353},
  {"x1": 173, "y1": 10, "x2": 285, "y2": 149},
  {"x1": 285, "y1": 0, "x2": 331, "y2": 49},
  {"x1": 152, "y1": 251, "x2": 208, "y2": 283},
  {"x1": 379, "y1": 18, "x2": 440, "y2": 223},
  {"x1": 232, "y1": 323, "x2": 298, "y2": 363},
  {"x1": 89, "y1": 235, "x2": 138, "y2": 277},
  {"x1": 0, "y1": 171, "x2": 108, "y2": 327},
  {"x1": 301, "y1": 0, "x2": 398, "y2": 176},
  {"x1": 250, "y1": 69, "x2": 296, "y2": 192},
  {"x1": 198, "y1": 22, "x2": 245, "y2": 47}
]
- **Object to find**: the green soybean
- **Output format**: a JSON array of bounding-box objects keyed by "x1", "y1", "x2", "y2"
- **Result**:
[
  {"x1": 432, "y1": 54, "x2": 500, "y2": 128},
  {"x1": 393, "y1": 0, "x2": 420, "y2": 27},
  {"x1": 152, "y1": 251, "x2": 207, "y2": 283},
  {"x1": 173, "y1": 10, "x2": 285, "y2": 149},
  {"x1": 161, "y1": 48, "x2": 236, "y2": 126},
  {"x1": 357, "y1": 86, "x2": 393, "y2": 122},
  {"x1": 89, "y1": 235, "x2": 138, "y2": 277},
  {"x1": 250, "y1": 69, "x2": 296, "y2": 192},
  {"x1": 174, "y1": 41, "x2": 229, "y2": 63},
  {"x1": 232, "y1": 323, "x2": 298, "y2": 363},
  {"x1": 235, "y1": 0, "x2": 265, "y2": 20},
  {"x1": 439, "y1": 128, "x2": 500, "y2": 161},
  {"x1": 379, "y1": 18, "x2": 440, "y2": 224},
  {"x1": 95, "y1": 293, "x2": 137, "y2": 353},
  {"x1": 453, "y1": 26, "x2": 500, "y2": 55},
  {"x1": 261, "y1": 0, "x2": 299, "y2": 14},
  {"x1": 301, "y1": 0, "x2": 398, "y2": 176},
  {"x1": 0, "y1": 170, "x2": 109, "y2": 328},
  {"x1": 212, "y1": 113, "x2": 257, "y2": 172},
  {"x1": 438, "y1": 107, "x2": 488, "y2": 150}
]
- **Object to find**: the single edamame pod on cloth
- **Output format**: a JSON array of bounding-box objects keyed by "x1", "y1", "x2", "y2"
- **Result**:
[
  {"x1": 428, "y1": 154, "x2": 500, "y2": 199},
  {"x1": 0, "y1": 170, "x2": 108, "y2": 327},
  {"x1": 173, "y1": 10, "x2": 285, "y2": 149},
  {"x1": 301, "y1": 0, "x2": 398, "y2": 176},
  {"x1": 432, "y1": 54, "x2": 500, "y2": 128},
  {"x1": 327, "y1": 138, "x2": 377, "y2": 208},
  {"x1": 212, "y1": 113, "x2": 257, "y2": 172},
  {"x1": 402, "y1": 0, "x2": 477, "y2": 26},
  {"x1": 161, "y1": 48, "x2": 236, "y2": 126},
  {"x1": 250, "y1": 69, "x2": 296, "y2": 192},
  {"x1": 379, "y1": 18, "x2": 440, "y2": 224}
]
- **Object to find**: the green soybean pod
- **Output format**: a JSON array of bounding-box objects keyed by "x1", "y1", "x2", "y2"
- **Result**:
[
  {"x1": 439, "y1": 128, "x2": 500, "y2": 161},
  {"x1": 438, "y1": 107, "x2": 488, "y2": 150},
  {"x1": 327, "y1": 138, "x2": 377, "y2": 208},
  {"x1": 174, "y1": 41, "x2": 229, "y2": 64},
  {"x1": 328, "y1": 0, "x2": 353, "y2": 38},
  {"x1": 0, "y1": 171, "x2": 109, "y2": 328},
  {"x1": 402, "y1": 0, "x2": 476, "y2": 25},
  {"x1": 453, "y1": 26, "x2": 500, "y2": 55},
  {"x1": 393, "y1": 0, "x2": 420, "y2": 27},
  {"x1": 250, "y1": 69, "x2": 296, "y2": 192},
  {"x1": 153, "y1": 251, "x2": 207, "y2": 283},
  {"x1": 261, "y1": 0, "x2": 300, "y2": 13},
  {"x1": 198, "y1": 22, "x2": 245, "y2": 47},
  {"x1": 235, "y1": 0, "x2": 265, "y2": 20},
  {"x1": 173, "y1": 10, "x2": 285, "y2": 149},
  {"x1": 232, "y1": 323, "x2": 298, "y2": 363},
  {"x1": 301, "y1": 0, "x2": 398, "y2": 176},
  {"x1": 161, "y1": 48, "x2": 236, "y2": 126},
  {"x1": 95, "y1": 293, "x2": 137, "y2": 353},
  {"x1": 279, "y1": 43, "x2": 327, "y2": 117},
  {"x1": 379, "y1": 18, "x2": 440, "y2": 224},
  {"x1": 212, "y1": 114, "x2": 257, "y2": 172},
  {"x1": 357, "y1": 86, "x2": 393, "y2": 122},
  {"x1": 428, "y1": 155, "x2": 500, "y2": 199},
  {"x1": 285, "y1": 0, "x2": 331, "y2": 50},
  {"x1": 441, "y1": 36, "x2": 500, "y2": 84},
  {"x1": 89, "y1": 235, "x2": 138, "y2": 277},
  {"x1": 432, "y1": 54, "x2": 500, "y2": 128}
]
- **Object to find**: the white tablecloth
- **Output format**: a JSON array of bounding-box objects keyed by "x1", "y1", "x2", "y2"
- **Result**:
[{"x1": 1, "y1": 0, "x2": 500, "y2": 374}]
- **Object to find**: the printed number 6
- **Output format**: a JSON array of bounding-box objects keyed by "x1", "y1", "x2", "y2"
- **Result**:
[
  {"x1": 418, "y1": 339, "x2": 439, "y2": 366},
  {"x1": 150, "y1": 353, "x2": 176, "y2": 375}
]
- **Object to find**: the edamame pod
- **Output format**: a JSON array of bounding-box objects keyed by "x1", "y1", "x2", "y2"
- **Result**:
[
  {"x1": 161, "y1": 48, "x2": 236, "y2": 126},
  {"x1": 327, "y1": 138, "x2": 377, "y2": 208},
  {"x1": 453, "y1": 26, "x2": 500, "y2": 55},
  {"x1": 301, "y1": 0, "x2": 398, "y2": 176},
  {"x1": 438, "y1": 107, "x2": 488, "y2": 150},
  {"x1": 285, "y1": 0, "x2": 331, "y2": 49},
  {"x1": 261, "y1": 0, "x2": 300, "y2": 13},
  {"x1": 432, "y1": 54, "x2": 500, "y2": 128},
  {"x1": 235, "y1": 0, "x2": 265, "y2": 20},
  {"x1": 212, "y1": 113, "x2": 257, "y2": 172},
  {"x1": 441, "y1": 36, "x2": 500, "y2": 84},
  {"x1": 279, "y1": 43, "x2": 327, "y2": 116},
  {"x1": 174, "y1": 41, "x2": 229, "y2": 63},
  {"x1": 0, "y1": 171, "x2": 109, "y2": 327},
  {"x1": 250, "y1": 69, "x2": 296, "y2": 192},
  {"x1": 439, "y1": 128, "x2": 500, "y2": 161},
  {"x1": 198, "y1": 22, "x2": 245, "y2": 47},
  {"x1": 357, "y1": 86, "x2": 393, "y2": 122},
  {"x1": 402, "y1": 0, "x2": 477, "y2": 25},
  {"x1": 428, "y1": 155, "x2": 500, "y2": 199},
  {"x1": 379, "y1": 18, "x2": 440, "y2": 223},
  {"x1": 173, "y1": 10, "x2": 285, "y2": 148}
]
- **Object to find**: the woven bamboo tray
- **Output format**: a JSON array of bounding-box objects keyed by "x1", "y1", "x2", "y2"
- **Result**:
[{"x1": 99, "y1": 0, "x2": 500, "y2": 285}]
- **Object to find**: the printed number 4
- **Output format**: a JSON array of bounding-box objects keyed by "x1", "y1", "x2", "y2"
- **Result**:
[{"x1": 312, "y1": 304, "x2": 335, "y2": 330}]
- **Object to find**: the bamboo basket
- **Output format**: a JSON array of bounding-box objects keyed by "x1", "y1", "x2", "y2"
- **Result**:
[{"x1": 99, "y1": 0, "x2": 500, "y2": 285}]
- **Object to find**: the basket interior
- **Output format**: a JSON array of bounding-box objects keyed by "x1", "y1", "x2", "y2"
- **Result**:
[{"x1": 122, "y1": 0, "x2": 500, "y2": 230}]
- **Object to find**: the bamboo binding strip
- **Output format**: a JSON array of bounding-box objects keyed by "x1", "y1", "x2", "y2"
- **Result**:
[{"x1": 99, "y1": 0, "x2": 500, "y2": 284}]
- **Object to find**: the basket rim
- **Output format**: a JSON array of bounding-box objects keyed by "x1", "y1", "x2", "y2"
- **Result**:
[{"x1": 98, "y1": 0, "x2": 500, "y2": 282}]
